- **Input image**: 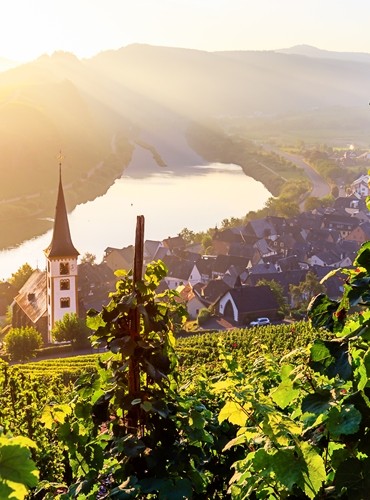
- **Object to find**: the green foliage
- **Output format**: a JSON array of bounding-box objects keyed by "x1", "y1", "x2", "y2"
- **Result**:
[
  {"x1": 46, "y1": 261, "x2": 227, "y2": 498},
  {"x1": 4, "y1": 327, "x2": 43, "y2": 362},
  {"x1": 8, "y1": 263, "x2": 34, "y2": 291},
  {"x1": 2, "y1": 240, "x2": 370, "y2": 498},
  {"x1": 0, "y1": 360, "x2": 73, "y2": 486},
  {"x1": 0, "y1": 434, "x2": 39, "y2": 499},
  {"x1": 52, "y1": 313, "x2": 90, "y2": 348},
  {"x1": 290, "y1": 270, "x2": 326, "y2": 310},
  {"x1": 79, "y1": 252, "x2": 97, "y2": 265},
  {"x1": 197, "y1": 307, "x2": 211, "y2": 326}
]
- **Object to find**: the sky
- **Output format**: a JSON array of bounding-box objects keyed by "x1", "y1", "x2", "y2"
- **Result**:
[{"x1": 1, "y1": 0, "x2": 370, "y2": 62}]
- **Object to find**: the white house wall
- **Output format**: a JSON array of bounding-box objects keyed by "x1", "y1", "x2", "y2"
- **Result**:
[{"x1": 219, "y1": 292, "x2": 238, "y2": 322}]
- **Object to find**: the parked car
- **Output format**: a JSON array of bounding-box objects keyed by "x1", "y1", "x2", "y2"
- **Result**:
[{"x1": 249, "y1": 317, "x2": 270, "y2": 327}]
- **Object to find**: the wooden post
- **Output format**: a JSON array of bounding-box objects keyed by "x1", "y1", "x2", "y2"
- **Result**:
[{"x1": 127, "y1": 215, "x2": 144, "y2": 433}]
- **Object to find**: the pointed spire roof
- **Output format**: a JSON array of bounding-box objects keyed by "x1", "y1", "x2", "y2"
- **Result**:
[{"x1": 44, "y1": 164, "x2": 79, "y2": 259}]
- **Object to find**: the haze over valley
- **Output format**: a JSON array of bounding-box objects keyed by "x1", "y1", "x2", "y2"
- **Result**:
[{"x1": 1, "y1": 43, "x2": 370, "y2": 254}]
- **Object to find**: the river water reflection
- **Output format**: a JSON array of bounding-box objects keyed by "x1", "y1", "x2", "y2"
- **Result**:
[{"x1": 0, "y1": 163, "x2": 270, "y2": 280}]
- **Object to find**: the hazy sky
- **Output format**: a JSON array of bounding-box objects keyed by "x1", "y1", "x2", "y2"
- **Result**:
[{"x1": 1, "y1": 0, "x2": 370, "y2": 62}]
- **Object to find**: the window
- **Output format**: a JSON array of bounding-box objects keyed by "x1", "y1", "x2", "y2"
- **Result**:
[
  {"x1": 60, "y1": 262, "x2": 69, "y2": 275},
  {"x1": 60, "y1": 279, "x2": 70, "y2": 290},
  {"x1": 60, "y1": 297, "x2": 70, "y2": 308}
]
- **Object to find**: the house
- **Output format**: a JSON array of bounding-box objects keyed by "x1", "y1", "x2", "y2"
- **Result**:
[
  {"x1": 307, "y1": 250, "x2": 350, "y2": 268},
  {"x1": 212, "y1": 255, "x2": 250, "y2": 280},
  {"x1": 12, "y1": 269, "x2": 48, "y2": 343},
  {"x1": 162, "y1": 235, "x2": 186, "y2": 253},
  {"x1": 176, "y1": 283, "x2": 206, "y2": 320},
  {"x1": 244, "y1": 269, "x2": 308, "y2": 307},
  {"x1": 162, "y1": 255, "x2": 194, "y2": 289},
  {"x1": 188, "y1": 256, "x2": 215, "y2": 285},
  {"x1": 78, "y1": 262, "x2": 117, "y2": 313},
  {"x1": 333, "y1": 194, "x2": 365, "y2": 215},
  {"x1": 218, "y1": 285, "x2": 279, "y2": 325},
  {"x1": 244, "y1": 218, "x2": 277, "y2": 240},
  {"x1": 144, "y1": 240, "x2": 166, "y2": 264},
  {"x1": 321, "y1": 213, "x2": 359, "y2": 239},
  {"x1": 351, "y1": 174, "x2": 369, "y2": 198},
  {"x1": 104, "y1": 245, "x2": 135, "y2": 272},
  {"x1": 345, "y1": 222, "x2": 370, "y2": 245},
  {"x1": 195, "y1": 279, "x2": 231, "y2": 307},
  {"x1": 212, "y1": 226, "x2": 253, "y2": 255}
]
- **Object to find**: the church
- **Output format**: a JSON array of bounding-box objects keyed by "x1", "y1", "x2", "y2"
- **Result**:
[{"x1": 12, "y1": 166, "x2": 80, "y2": 344}]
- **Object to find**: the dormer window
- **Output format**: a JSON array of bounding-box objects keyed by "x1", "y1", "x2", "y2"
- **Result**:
[{"x1": 60, "y1": 262, "x2": 69, "y2": 275}]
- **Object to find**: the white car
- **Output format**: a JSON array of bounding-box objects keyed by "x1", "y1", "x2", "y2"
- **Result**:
[{"x1": 250, "y1": 317, "x2": 270, "y2": 327}]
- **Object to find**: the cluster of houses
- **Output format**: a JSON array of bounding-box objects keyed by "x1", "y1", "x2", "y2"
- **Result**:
[
  {"x1": 4, "y1": 173, "x2": 370, "y2": 340},
  {"x1": 97, "y1": 185, "x2": 369, "y2": 325}
]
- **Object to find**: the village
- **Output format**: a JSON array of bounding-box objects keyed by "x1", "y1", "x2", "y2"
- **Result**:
[{"x1": 1, "y1": 169, "x2": 369, "y2": 342}]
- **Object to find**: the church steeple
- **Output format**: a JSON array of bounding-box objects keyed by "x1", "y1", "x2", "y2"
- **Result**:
[
  {"x1": 44, "y1": 160, "x2": 79, "y2": 341},
  {"x1": 44, "y1": 164, "x2": 79, "y2": 258}
]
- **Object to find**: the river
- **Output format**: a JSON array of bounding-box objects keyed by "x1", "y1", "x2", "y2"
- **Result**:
[{"x1": 0, "y1": 161, "x2": 271, "y2": 281}]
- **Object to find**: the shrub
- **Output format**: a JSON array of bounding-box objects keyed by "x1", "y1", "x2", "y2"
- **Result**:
[
  {"x1": 197, "y1": 307, "x2": 211, "y2": 326},
  {"x1": 51, "y1": 313, "x2": 90, "y2": 348},
  {"x1": 4, "y1": 326, "x2": 43, "y2": 361}
]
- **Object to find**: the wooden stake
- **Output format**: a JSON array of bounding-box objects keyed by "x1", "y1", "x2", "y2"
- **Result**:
[{"x1": 127, "y1": 215, "x2": 145, "y2": 433}]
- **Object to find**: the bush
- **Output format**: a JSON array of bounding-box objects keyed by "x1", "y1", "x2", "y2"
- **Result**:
[
  {"x1": 52, "y1": 313, "x2": 90, "y2": 348},
  {"x1": 197, "y1": 308, "x2": 211, "y2": 326},
  {"x1": 4, "y1": 326, "x2": 43, "y2": 361}
]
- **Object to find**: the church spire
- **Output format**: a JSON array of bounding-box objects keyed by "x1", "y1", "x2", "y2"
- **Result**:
[{"x1": 44, "y1": 161, "x2": 79, "y2": 258}]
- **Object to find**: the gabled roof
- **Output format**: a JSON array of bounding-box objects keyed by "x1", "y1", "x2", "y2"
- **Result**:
[
  {"x1": 162, "y1": 255, "x2": 193, "y2": 281},
  {"x1": 253, "y1": 238, "x2": 275, "y2": 257},
  {"x1": 245, "y1": 218, "x2": 277, "y2": 239},
  {"x1": 225, "y1": 285, "x2": 278, "y2": 314},
  {"x1": 193, "y1": 257, "x2": 214, "y2": 276},
  {"x1": 200, "y1": 279, "x2": 231, "y2": 305},
  {"x1": 44, "y1": 167, "x2": 79, "y2": 259},
  {"x1": 245, "y1": 270, "x2": 305, "y2": 293},
  {"x1": 213, "y1": 254, "x2": 250, "y2": 274},
  {"x1": 144, "y1": 240, "x2": 163, "y2": 261},
  {"x1": 14, "y1": 270, "x2": 47, "y2": 323},
  {"x1": 222, "y1": 265, "x2": 242, "y2": 288},
  {"x1": 213, "y1": 227, "x2": 247, "y2": 243},
  {"x1": 162, "y1": 235, "x2": 186, "y2": 251},
  {"x1": 228, "y1": 242, "x2": 255, "y2": 259}
]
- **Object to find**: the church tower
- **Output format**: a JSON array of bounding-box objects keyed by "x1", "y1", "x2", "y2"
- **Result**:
[{"x1": 44, "y1": 164, "x2": 79, "y2": 342}]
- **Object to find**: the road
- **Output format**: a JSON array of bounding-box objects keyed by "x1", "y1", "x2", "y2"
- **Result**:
[{"x1": 262, "y1": 144, "x2": 331, "y2": 200}]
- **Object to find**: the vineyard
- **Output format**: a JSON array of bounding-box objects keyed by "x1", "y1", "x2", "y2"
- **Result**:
[
  {"x1": 1, "y1": 253, "x2": 370, "y2": 498},
  {"x1": 0, "y1": 320, "x2": 352, "y2": 499}
]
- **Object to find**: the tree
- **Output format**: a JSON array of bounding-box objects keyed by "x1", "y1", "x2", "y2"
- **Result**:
[
  {"x1": 80, "y1": 252, "x2": 97, "y2": 265},
  {"x1": 4, "y1": 326, "x2": 42, "y2": 361},
  {"x1": 8, "y1": 263, "x2": 34, "y2": 291},
  {"x1": 256, "y1": 278, "x2": 288, "y2": 315},
  {"x1": 264, "y1": 197, "x2": 300, "y2": 218},
  {"x1": 178, "y1": 227, "x2": 196, "y2": 245},
  {"x1": 51, "y1": 313, "x2": 90, "y2": 348},
  {"x1": 289, "y1": 271, "x2": 326, "y2": 309},
  {"x1": 303, "y1": 196, "x2": 321, "y2": 212}
]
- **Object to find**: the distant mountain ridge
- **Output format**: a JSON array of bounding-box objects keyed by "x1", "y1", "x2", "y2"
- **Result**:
[
  {"x1": 1, "y1": 43, "x2": 370, "y2": 200},
  {"x1": 276, "y1": 44, "x2": 370, "y2": 64}
]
